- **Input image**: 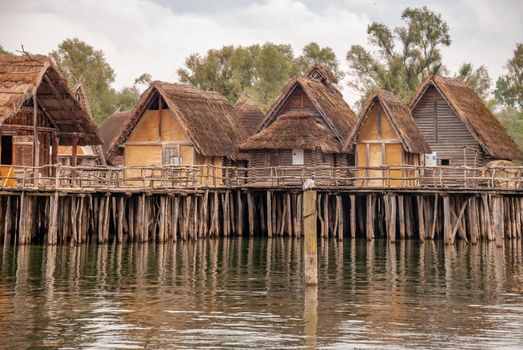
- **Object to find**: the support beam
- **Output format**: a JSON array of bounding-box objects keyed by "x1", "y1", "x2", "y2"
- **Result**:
[{"x1": 303, "y1": 189, "x2": 317, "y2": 285}]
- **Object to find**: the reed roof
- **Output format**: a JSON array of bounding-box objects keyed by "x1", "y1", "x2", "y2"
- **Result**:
[
  {"x1": 0, "y1": 54, "x2": 101, "y2": 145},
  {"x1": 101, "y1": 110, "x2": 132, "y2": 156},
  {"x1": 234, "y1": 95, "x2": 265, "y2": 136},
  {"x1": 239, "y1": 110, "x2": 341, "y2": 153},
  {"x1": 345, "y1": 91, "x2": 431, "y2": 154},
  {"x1": 107, "y1": 81, "x2": 246, "y2": 159},
  {"x1": 411, "y1": 75, "x2": 523, "y2": 160},
  {"x1": 305, "y1": 64, "x2": 338, "y2": 84},
  {"x1": 261, "y1": 73, "x2": 356, "y2": 143}
]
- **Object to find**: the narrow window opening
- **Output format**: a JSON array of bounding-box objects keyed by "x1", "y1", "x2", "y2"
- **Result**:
[{"x1": 440, "y1": 159, "x2": 451, "y2": 166}]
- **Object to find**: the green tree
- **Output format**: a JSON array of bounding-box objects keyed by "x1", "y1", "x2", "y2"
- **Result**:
[
  {"x1": 178, "y1": 42, "x2": 340, "y2": 110},
  {"x1": 346, "y1": 6, "x2": 451, "y2": 102},
  {"x1": 50, "y1": 38, "x2": 116, "y2": 124},
  {"x1": 495, "y1": 43, "x2": 523, "y2": 111},
  {"x1": 0, "y1": 45, "x2": 12, "y2": 55},
  {"x1": 455, "y1": 63, "x2": 491, "y2": 99},
  {"x1": 296, "y1": 42, "x2": 344, "y2": 81}
]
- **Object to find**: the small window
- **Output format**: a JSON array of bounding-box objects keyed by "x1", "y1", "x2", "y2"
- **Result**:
[
  {"x1": 440, "y1": 159, "x2": 451, "y2": 166},
  {"x1": 292, "y1": 149, "x2": 304, "y2": 165},
  {"x1": 163, "y1": 146, "x2": 182, "y2": 165}
]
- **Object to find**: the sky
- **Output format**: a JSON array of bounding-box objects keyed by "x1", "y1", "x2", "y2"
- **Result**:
[{"x1": 0, "y1": 0, "x2": 521, "y2": 104}]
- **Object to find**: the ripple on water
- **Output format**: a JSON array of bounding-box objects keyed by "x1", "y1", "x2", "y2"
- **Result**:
[{"x1": 0, "y1": 239, "x2": 522, "y2": 349}]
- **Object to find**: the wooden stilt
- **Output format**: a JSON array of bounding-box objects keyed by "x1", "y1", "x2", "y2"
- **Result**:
[{"x1": 303, "y1": 190, "x2": 317, "y2": 285}]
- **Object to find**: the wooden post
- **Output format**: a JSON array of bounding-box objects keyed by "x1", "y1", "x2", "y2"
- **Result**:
[
  {"x1": 33, "y1": 89, "x2": 39, "y2": 170},
  {"x1": 48, "y1": 192, "x2": 59, "y2": 245},
  {"x1": 350, "y1": 195, "x2": 356, "y2": 239},
  {"x1": 366, "y1": 195, "x2": 374, "y2": 240},
  {"x1": 443, "y1": 195, "x2": 451, "y2": 244},
  {"x1": 397, "y1": 196, "x2": 405, "y2": 240},
  {"x1": 267, "y1": 191, "x2": 272, "y2": 237},
  {"x1": 389, "y1": 194, "x2": 397, "y2": 243},
  {"x1": 303, "y1": 190, "x2": 317, "y2": 285},
  {"x1": 417, "y1": 196, "x2": 426, "y2": 242},
  {"x1": 493, "y1": 196, "x2": 503, "y2": 247}
]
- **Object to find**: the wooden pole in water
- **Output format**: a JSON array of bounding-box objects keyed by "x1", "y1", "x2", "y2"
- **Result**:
[
  {"x1": 443, "y1": 195, "x2": 452, "y2": 244},
  {"x1": 303, "y1": 189, "x2": 317, "y2": 285}
]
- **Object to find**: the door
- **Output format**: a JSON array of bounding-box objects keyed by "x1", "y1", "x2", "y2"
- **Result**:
[
  {"x1": 367, "y1": 143, "x2": 383, "y2": 186},
  {"x1": 1, "y1": 136, "x2": 15, "y2": 187}
]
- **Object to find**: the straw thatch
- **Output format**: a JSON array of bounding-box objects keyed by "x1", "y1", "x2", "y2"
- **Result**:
[
  {"x1": 70, "y1": 83, "x2": 106, "y2": 164},
  {"x1": 101, "y1": 110, "x2": 132, "y2": 156},
  {"x1": 239, "y1": 110, "x2": 341, "y2": 153},
  {"x1": 0, "y1": 54, "x2": 101, "y2": 145},
  {"x1": 345, "y1": 91, "x2": 431, "y2": 154},
  {"x1": 234, "y1": 95, "x2": 265, "y2": 136},
  {"x1": 411, "y1": 75, "x2": 523, "y2": 160},
  {"x1": 305, "y1": 64, "x2": 338, "y2": 84},
  {"x1": 107, "y1": 81, "x2": 246, "y2": 160},
  {"x1": 261, "y1": 72, "x2": 356, "y2": 143}
]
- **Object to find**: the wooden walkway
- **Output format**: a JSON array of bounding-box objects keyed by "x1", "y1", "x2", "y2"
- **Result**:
[
  {"x1": 0, "y1": 164, "x2": 522, "y2": 246},
  {"x1": 1, "y1": 163, "x2": 523, "y2": 193}
]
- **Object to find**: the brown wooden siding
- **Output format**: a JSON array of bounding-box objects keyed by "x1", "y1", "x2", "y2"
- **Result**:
[
  {"x1": 412, "y1": 86, "x2": 486, "y2": 167},
  {"x1": 279, "y1": 86, "x2": 317, "y2": 115}
]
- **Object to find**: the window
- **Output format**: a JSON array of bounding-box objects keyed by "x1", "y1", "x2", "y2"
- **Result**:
[
  {"x1": 292, "y1": 149, "x2": 304, "y2": 165},
  {"x1": 163, "y1": 146, "x2": 182, "y2": 165},
  {"x1": 440, "y1": 159, "x2": 451, "y2": 166}
]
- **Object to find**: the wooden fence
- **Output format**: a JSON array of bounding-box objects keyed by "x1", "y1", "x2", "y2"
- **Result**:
[{"x1": 0, "y1": 163, "x2": 522, "y2": 191}]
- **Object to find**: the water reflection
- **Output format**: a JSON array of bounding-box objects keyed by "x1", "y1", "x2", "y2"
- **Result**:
[{"x1": 0, "y1": 239, "x2": 522, "y2": 349}]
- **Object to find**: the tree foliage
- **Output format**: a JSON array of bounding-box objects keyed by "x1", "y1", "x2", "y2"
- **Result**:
[
  {"x1": 50, "y1": 38, "x2": 139, "y2": 124},
  {"x1": 0, "y1": 45, "x2": 12, "y2": 55},
  {"x1": 495, "y1": 43, "x2": 523, "y2": 111},
  {"x1": 177, "y1": 42, "x2": 341, "y2": 110},
  {"x1": 346, "y1": 6, "x2": 451, "y2": 101},
  {"x1": 455, "y1": 63, "x2": 491, "y2": 99}
]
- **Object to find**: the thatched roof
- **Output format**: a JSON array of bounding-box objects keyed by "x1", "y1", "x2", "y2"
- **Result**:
[
  {"x1": 345, "y1": 91, "x2": 431, "y2": 154},
  {"x1": 101, "y1": 110, "x2": 132, "y2": 155},
  {"x1": 411, "y1": 75, "x2": 523, "y2": 160},
  {"x1": 0, "y1": 54, "x2": 101, "y2": 145},
  {"x1": 71, "y1": 83, "x2": 92, "y2": 119},
  {"x1": 234, "y1": 95, "x2": 265, "y2": 136},
  {"x1": 261, "y1": 73, "x2": 356, "y2": 143},
  {"x1": 239, "y1": 110, "x2": 341, "y2": 153},
  {"x1": 305, "y1": 64, "x2": 338, "y2": 84},
  {"x1": 70, "y1": 83, "x2": 106, "y2": 164},
  {"x1": 107, "y1": 81, "x2": 246, "y2": 159}
]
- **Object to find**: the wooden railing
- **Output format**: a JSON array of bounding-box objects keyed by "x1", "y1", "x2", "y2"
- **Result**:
[{"x1": 0, "y1": 164, "x2": 522, "y2": 191}]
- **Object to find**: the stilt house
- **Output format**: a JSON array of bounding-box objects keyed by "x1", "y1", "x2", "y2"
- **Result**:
[
  {"x1": 101, "y1": 110, "x2": 132, "y2": 166},
  {"x1": 0, "y1": 55, "x2": 101, "y2": 183},
  {"x1": 344, "y1": 91, "x2": 430, "y2": 187},
  {"x1": 239, "y1": 65, "x2": 357, "y2": 182},
  {"x1": 58, "y1": 83, "x2": 106, "y2": 166},
  {"x1": 107, "y1": 81, "x2": 246, "y2": 184},
  {"x1": 410, "y1": 75, "x2": 523, "y2": 167}
]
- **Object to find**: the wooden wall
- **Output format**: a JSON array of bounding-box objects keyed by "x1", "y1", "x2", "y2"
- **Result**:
[
  {"x1": 278, "y1": 86, "x2": 316, "y2": 115},
  {"x1": 356, "y1": 103, "x2": 420, "y2": 187},
  {"x1": 412, "y1": 86, "x2": 487, "y2": 167},
  {"x1": 124, "y1": 107, "x2": 221, "y2": 185},
  {"x1": 1, "y1": 106, "x2": 54, "y2": 176}
]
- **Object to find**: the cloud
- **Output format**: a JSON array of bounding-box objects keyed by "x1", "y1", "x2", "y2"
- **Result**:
[{"x1": 0, "y1": 0, "x2": 521, "y2": 105}]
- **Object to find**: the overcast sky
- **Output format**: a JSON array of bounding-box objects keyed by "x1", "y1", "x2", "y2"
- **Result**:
[{"x1": 0, "y1": 0, "x2": 521, "y2": 104}]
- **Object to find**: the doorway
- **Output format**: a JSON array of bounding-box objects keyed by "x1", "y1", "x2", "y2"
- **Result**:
[{"x1": 1, "y1": 136, "x2": 13, "y2": 165}]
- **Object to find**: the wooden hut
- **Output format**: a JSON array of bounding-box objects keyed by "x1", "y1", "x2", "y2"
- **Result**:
[
  {"x1": 107, "y1": 81, "x2": 245, "y2": 184},
  {"x1": 410, "y1": 75, "x2": 523, "y2": 167},
  {"x1": 58, "y1": 83, "x2": 106, "y2": 166},
  {"x1": 0, "y1": 54, "x2": 101, "y2": 182},
  {"x1": 101, "y1": 110, "x2": 132, "y2": 166},
  {"x1": 344, "y1": 91, "x2": 430, "y2": 187},
  {"x1": 234, "y1": 95, "x2": 265, "y2": 136},
  {"x1": 240, "y1": 65, "x2": 357, "y2": 182}
]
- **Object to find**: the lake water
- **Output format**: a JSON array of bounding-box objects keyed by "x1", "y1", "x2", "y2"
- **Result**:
[{"x1": 1, "y1": 239, "x2": 523, "y2": 349}]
